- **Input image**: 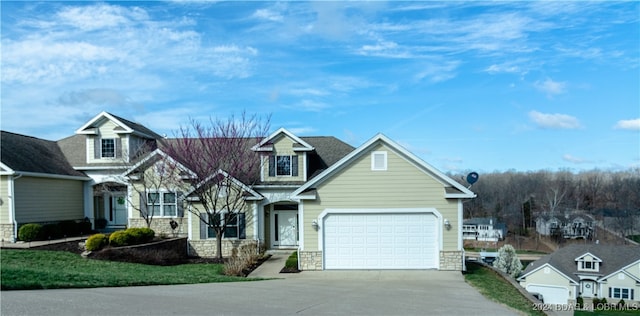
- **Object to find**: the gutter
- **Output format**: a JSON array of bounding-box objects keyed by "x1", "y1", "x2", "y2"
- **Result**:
[{"x1": 9, "y1": 173, "x2": 23, "y2": 242}]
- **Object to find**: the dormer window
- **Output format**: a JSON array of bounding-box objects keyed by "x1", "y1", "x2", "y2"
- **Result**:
[
  {"x1": 268, "y1": 155, "x2": 299, "y2": 177},
  {"x1": 101, "y1": 138, "x2": 116, "y2": 158},
  {"x1": 576, "y1": 253, "x2": 602, "y2": 272}
]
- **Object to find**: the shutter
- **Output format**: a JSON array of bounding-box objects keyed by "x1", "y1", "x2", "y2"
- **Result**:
[
  {"x1": 139, "y1": 193, "x2": 147, "y2": 217},
  {"x1": 239, "y1": 213, "x2": 246, "y2": 239},
  {"x1": 292, "y1": 155, "x2": 298, "y2": 176},
  {"x1": 95, "y1": 137, "x2": 101, "y2": 159},
  {"x1": 199, "y1": 213, "x2": 208, "y2": 239},
  {"x1": 176, "y1": 192, "x2": 184, "y2": 217},
  {"x1": 631, "y1": 289, "x2": 634, "y2": 300},
  {"x1": 268, "y1": 155, "x2": 275, "y2": 176},
  {"x1": 609, "y1": 287, "x2": 612, "y2": 298},
  {"x1": 115, "y1": 138, "x2": 122, "y2": 158}
]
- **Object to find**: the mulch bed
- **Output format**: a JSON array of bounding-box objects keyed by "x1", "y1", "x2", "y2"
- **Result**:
[{"x1": 27, "y1": 240, "x2": 269, "y2": 276}]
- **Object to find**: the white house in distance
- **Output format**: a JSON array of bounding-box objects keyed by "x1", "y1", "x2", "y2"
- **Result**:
[
  {"x1": 536, "y1": 212, "x2": 594, "y2": 240},
  {"x1": 518, "y1": 244, "x2": 640, "y2": 305},
  {"x1": 462, "y1": 217, "x2": 506, "y2": 242}
]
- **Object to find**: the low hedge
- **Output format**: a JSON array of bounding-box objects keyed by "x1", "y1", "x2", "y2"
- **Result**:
[
  {"x1": 85, "y1": 233, "x2": 109, "y2": 251},
  {"x1": 17, "y1": 219, "x2": 93, "y2": 241},
  {"x1": 108, "y1": 228, "x2": 156, "y2": 247},
  {"x1": 18, "y1": 223, "x2": 42, "y2": 242}
]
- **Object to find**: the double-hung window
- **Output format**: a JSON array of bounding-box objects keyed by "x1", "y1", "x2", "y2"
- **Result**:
[
  {"x1": 101, "y1": 138, "x2": 116, "y2": 158},
  {"x1": 610, "y1": 287, "x2": 633, "y2": 300},
  {"x1": 269, "y1": 155, "x2": 298, "y2": 177},
  {"x1": 207, "y1": 212, "x2": 246, "y2": 239},
  {"x1": 147, "y1": 191, "x2": 177, "y2": 217}
]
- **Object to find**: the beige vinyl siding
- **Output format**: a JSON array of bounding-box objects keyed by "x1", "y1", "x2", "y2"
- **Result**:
[
  {"x1": 262, "y1": 135, "x2": 305, "y2": 182},
  {"x1": 13, "y1": 176, "x2": 84, "y2": 223},
  {"x1": 188, "y1": 201, "x2": 255, "y2": 240},
  {"x1": 87, "y1": 120, "x2": 129, "y2": 164},
  {"x1": 0, "y1": 176, "x2": 10, "y2": 224},
  {"x1": 302, "y1": 143, "x2": 459, "y2": 251},
  {"x1": 603, "y1": 268, "x2": 640, "y2": 301}
]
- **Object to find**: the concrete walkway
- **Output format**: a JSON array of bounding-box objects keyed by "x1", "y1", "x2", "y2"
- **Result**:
[
  {"x1": 0, "y1": 236, "x2": 87, "y2": 249},
  {"x1": 248, "y1": 250, "x2": 294, "y2": 278}
]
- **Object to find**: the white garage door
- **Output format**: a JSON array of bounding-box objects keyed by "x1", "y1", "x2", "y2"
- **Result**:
[
  {"x1": 526, "y1": 285, "x2": 569, "y2": 305},
  {"x1": 323, "y1": 212, "x2": 438, "y2": 269}
]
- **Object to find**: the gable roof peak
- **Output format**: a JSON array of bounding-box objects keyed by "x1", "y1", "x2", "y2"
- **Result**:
[
  {"x1": 75, "y1": 111, "x2": 161, "y2": 139},
  {"x1": 252, "y1": 127, "x2": 315, "y2": 152}
]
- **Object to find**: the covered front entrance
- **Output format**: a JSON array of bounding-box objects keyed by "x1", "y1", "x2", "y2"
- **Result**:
[
  {"x1": 270, "y1": 204, "x2": 299, "y2": 248},
  {"x1": 93, "y1": 183, "x2": 128, "y2": 229}
]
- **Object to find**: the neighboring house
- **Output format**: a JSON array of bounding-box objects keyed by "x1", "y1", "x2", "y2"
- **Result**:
[
  {"x1": 536, "y1": 212, "x2": 594, "y2": 240},
  {"x1": 462, "y1": 217, "x2": 506, "y2": 242},
  {"x1": 0, "y1": 131, "x2": 91, "y2": 242},
  {"x1": 1, "y1": 111, "x2": 476, "y2": 271},
  {"x1": 518, "y1": 244, "x2": 640, "y2": 305}
]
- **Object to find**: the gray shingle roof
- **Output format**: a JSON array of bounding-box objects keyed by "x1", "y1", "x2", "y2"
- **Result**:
[
  {"x1": 1, "y1": 131, "x2": 87, "y2": 177},
  {"x1": 521, "y1": 244, "x2": 640, "y2": 282},
  {"x1": 106, "y1": 112, "x2": 163, "y2": 139}
]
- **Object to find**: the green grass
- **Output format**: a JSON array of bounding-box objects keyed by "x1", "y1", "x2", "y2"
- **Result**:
[
  {"x1": 627, "y1": 235, "x2": 640, "y2": 243},
  {"x1": 464, "y1": 262, "x2": 545, "y2": 316},
  {"x1": 1, "y1": 249, "x2": 256, "y2": 290}
]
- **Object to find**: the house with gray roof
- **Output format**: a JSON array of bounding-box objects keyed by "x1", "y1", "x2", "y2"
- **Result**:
[
  {"x1": 0, "y1": 131, "x2": 90, "y2": 241},
  {"x1": 517, "y1": 244, "x2": 640, "y2": 306},
  {"x1": 1, "y1": 111, "x2": 476, "y2": 271}
]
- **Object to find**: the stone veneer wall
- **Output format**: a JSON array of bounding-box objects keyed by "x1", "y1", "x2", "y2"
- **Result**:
[
  {"x1": 188, "y1": 239, "x2": 258, "y2": 258},
  {"x1": 129, "y1": 218, "x2": 188, "y2": 238},
  {"x1": 0, "y1": 224, "x2": 15, "y2": 242},
  {"x1": 299, "y1": 251, "x2": 323, "y2": 270},
  {"x1": 439, "y1": 251, "x2": 463, "y2": 271}
]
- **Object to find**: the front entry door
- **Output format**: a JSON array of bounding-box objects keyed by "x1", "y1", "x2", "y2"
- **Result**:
[
  {"x1": 274, "y1": 211, "x2": 298, "y2": 247},
  {"x1": 582, "y1": 281, "x2": 596, "y2": 297},
  {"x1": 110, "y1": 195, "x2": 128, "y2": 226}
]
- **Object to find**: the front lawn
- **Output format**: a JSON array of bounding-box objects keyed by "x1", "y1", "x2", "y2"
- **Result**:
[
  {"x1": 575, "y1": 310, "x2": 640, "y2": 316},
  {"x1": 464, "y1": 262, "x2": 545, "y2": 316},
  {"x1": 1, "y1": 249, "x2": 256, "y2": 290}
]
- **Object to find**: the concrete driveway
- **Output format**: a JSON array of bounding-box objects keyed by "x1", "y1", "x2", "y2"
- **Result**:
[{"x1": 0, "y1": 270, "x2": 517, "y2": 316}]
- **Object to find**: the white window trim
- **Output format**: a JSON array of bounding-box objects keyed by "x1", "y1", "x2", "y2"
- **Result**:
[
  {"x1": 611, "y1": 287, "x2": 631, "y2": 299},
  {"x1": 101, "y1": 138, "x2": 116, "y2": 159},
  {"x1": 578, "y1": 259, "x2": 599, "y2": 272},
  {"x1": 276, "y1": 155, "x2": 293, "y2": 177},
  {"x1": 371, "y1": 151, "x2": 387, "y2": 171},
  {"x1": 147, "y1": 190, "x2": 178, "y2": 217},
  {"x1": 207, "y1": 211, "x2": 243, "y2": 239}
]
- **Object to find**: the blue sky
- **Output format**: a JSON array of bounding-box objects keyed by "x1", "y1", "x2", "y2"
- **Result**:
[{"x1": 2, "y1": 1, "x2": 639, "y2": 173}]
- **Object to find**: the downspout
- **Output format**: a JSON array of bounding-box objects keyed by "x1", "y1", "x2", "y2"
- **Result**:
[{"x1": 9, "y1": 173, "x2": 23, "y2": 242}]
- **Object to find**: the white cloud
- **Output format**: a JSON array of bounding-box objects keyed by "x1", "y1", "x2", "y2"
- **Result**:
[
  {"x1": 563, "y1": 154, "x2": 588, "y2": 164},
  {"x1": 613, "y1": 118, "x2": 640, "y2": 131},
  {"x1": 414, "y1": 60, "x2": 461, "y2": 83},
  {"x1": 252, "y1": 8, "x2": 283, "y2": 22},
  {"x1": 56, "y1": 4, "x2": 147, "y2": 30},
  {"x1": 529, "y1": 111, "x2": 581, "y2": 129},
  {"x1": 534, "y1": 78, "x2": 567, "y2": 96}
]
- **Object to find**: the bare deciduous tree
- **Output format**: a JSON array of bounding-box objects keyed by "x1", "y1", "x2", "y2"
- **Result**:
[{"x1": 161, "y1": 112, "x2": 270, "y2": 259}]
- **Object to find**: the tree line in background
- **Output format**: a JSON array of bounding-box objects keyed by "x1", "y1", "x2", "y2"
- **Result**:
[{"x1": 451, "y1": 168, "x2": 640, "y2": 239}]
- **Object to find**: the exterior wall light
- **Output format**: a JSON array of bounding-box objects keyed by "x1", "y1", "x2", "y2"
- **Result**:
[
  {"x1": 444, "y1": 219, "x2": 452, "y2": 231},
  {"x1": 311, "y1": 219, "x2": 320, "y2": 231}
]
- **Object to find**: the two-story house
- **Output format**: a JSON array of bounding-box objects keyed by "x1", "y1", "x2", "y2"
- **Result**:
[
  {"x1": 1, "y1": 111, "x2": 476, "y2": 271},
  {"x1": 518, "y1": 244, "x2": 640, "y2": 305},
  {"x1": 462, "y1": 217, "x2": 506, "y2": 242},
  {"x1": 536, "y1": 212, "x2": 595, "y2": 240}
]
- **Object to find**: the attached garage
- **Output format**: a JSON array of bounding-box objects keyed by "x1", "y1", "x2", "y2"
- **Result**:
[
  {"x1": 322, "y1": 211, "x2": 439, "y2": 269},
  {"x1": 525, "y1": 285, "x2": 569, "y2": 305}
]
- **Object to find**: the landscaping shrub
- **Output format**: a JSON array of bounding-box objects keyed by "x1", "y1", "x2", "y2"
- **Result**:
[
  {"x1": 127, "y1": 227, "x2": 154, "y2": 243},
  {"x1": 77, "y1": 220, "x2": 92, "y2": 235},
  {"x1": 40, "y1": 223, "x2": 62, "y2": 239},
  {"x1": 58, "y1": 220, "x2": 79, "y2": 236},
  {"x1": 85, "y1": 234, "x2": 109, "y2": 251},
  {"x1": 18, "y1": 223, "x2": 42, "y2": 242},
  {"x1": 576, "y1": 296, "x2": 584, "y2": 309},
  {"x1": 285, "y1": 251, "x2": 298, "y2": 269},
  {"x1": 109, "y1": 230, "x2": 131, "y2": 247},
  {"x1": 224, "y1": 255, "x2": 245, "y2": 276}
]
